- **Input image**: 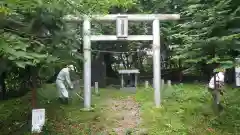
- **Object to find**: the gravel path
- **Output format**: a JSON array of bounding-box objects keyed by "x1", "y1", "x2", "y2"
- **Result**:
[{"x1": 105, "y1": 96, "x2": 146, "y2": 135}]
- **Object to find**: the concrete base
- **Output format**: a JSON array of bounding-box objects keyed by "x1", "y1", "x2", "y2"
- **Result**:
[{"x1": 80, "y1": 107, "x2": 95, "y2": 112}]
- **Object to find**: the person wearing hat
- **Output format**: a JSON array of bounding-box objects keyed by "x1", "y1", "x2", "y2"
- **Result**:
[
  {"x1": 56, "y1": 65, "x2": 75, "y2": 104},
  {"x1": 208, "y1": 67, "x2": 226, "y2": 112}
]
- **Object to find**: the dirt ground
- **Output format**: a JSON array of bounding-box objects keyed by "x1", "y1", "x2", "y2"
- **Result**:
[{"x1": 104, "y1": 96, "x2": 146, "y2": 135}]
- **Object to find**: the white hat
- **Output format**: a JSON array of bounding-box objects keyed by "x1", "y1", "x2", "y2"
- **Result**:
[{"x1": 67, "y1": 65, "x2": 75, "y2": 71}]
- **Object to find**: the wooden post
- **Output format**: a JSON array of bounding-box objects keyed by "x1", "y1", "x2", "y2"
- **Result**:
[
  {"x1": 161, "y1": 79, "x2": 165, "y2": 89},
  {"x1": 145, "y1": 81, "x2": 149, "y2": 89},
  {"x1": 167, "y1": 80, "x2": 171, "y2": 87},
  {"x1": 134, "y1": 74, "x2": 138, "y2": 87},
  {"x1": 121, "y1": 74, "x2": 124, "y2": 88},
  {"x1": 94, "y1": 82, "x2": 99, "y2": 95}
]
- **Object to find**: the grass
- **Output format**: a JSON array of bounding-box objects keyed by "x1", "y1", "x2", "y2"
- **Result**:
[
  {"x1": 0, "y1": 84, "x2": 132, "y2": 135},
  {"x1": 1, "y1": 83, "x2": 240, "y2": 134},
  {"x1": 36, "y1": 84, "x2": 132, "y2": 134},
  {"x1": 136, "y1": 83, "x2": 240, "y2": 135},
  {"x1": 0, "y1": 93, "x2": 31, "y2": 135}
]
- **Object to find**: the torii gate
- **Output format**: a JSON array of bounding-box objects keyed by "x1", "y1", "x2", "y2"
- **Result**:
[{"x1": 65, "y1": 14, "x2": 180, "y2": 110}]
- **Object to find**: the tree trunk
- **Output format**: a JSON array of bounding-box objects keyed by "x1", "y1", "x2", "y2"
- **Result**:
[
  {"x1": 29, "y1": 67, "x2": 37, "y2": 108},
  {"x1": 0, "y1": 72, "x2": 6, "y2": 100},
  {"x1": 104, "y1": 54, "x2": 117, "y2": 78}
]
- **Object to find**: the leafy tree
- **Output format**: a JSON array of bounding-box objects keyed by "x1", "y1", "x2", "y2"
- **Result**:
[
  {"x1": 169, "y1": 0, "x2": 240, "y2": 76},
  {"x1": 0, "y1": 0, "x2": 137, "y2": 98}
]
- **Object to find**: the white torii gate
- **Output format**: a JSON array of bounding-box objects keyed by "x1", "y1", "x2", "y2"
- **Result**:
[{"x1": 65, "y1": 14, "x2": 180, "y2": 110}]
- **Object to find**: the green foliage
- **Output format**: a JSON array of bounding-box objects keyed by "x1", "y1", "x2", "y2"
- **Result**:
[
  {"x1": 0, "y1": 0, "x2": 138, "y2": 96},
  {"x1": 1, "y1": 0, "x2": 240, "y2": 132},
  {"x1": 168, "y1": 0, "x2": 240, "y2": 71},
  {"x1": 87, "y1": 0, "x2": 240, "y2": 73},
  {"x1": 1, "y1": 0, "x2": 138, "y2": 68},
  {"x1": 0, "y1": 93, "x2": 31, "y2": 135},
  {"x1": 1, "y1": 0, "x2": 239, "y2": 77},
  {"x1": 136, "y1": 84, "x2": 240, "y2": 134},
  {"x1": 2, "y1": 83, "x2": 240, "y2": 134}
]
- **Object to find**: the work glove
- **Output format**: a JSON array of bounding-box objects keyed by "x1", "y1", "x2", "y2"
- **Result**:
[{"x1": 69, "y1": 85, "x2": 74, "y2": 90}]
